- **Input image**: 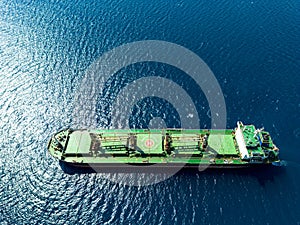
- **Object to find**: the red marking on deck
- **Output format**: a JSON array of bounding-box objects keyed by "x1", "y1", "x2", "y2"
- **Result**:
[{"x1": 145, "y1": 139, "x2": 154, "y2": 147}]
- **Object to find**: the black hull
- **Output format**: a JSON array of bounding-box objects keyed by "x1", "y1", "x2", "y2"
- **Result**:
[{"x1": 59, "y1": 160, "x2": 274, "y2": 175}]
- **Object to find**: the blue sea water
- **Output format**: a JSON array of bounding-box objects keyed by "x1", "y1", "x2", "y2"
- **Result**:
[{"x1": 0, "y1": 0, "x2": 300, "y2": 224}]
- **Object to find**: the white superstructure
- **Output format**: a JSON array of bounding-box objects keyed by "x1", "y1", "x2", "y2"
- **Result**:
[{"x1": 235, "y1": 122, "x2": 249, "y2": 159}]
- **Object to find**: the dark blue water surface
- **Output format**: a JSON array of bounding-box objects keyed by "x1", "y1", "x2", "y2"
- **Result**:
[{"x1": 1, "y1": 0, "x2": 300, "y2": 224}]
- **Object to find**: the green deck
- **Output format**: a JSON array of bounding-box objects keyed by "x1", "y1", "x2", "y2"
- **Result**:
[
  {"x1": 47, "y1": 122, "x2": 280, "y2": 167},
  {"x1": 207, "y1": 134, "x2": 237, "y2": 155}
]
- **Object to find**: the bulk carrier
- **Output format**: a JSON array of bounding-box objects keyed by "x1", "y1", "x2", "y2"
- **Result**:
[{"x1": 47, "y1": 122, "x2": 280, "y2": 171}]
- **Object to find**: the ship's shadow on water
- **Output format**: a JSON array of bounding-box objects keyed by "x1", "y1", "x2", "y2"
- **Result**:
[
  {"x1": 59, "y1": 161, "x2": 286, "y2": 186},
  {"x1": 179, "y1": 167, "x2": 286, "y2": 187}
]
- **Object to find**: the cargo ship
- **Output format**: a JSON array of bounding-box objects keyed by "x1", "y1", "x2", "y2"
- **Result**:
[{"x1": 47, "y1": 122, "x2": 280, "y2": 171}]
